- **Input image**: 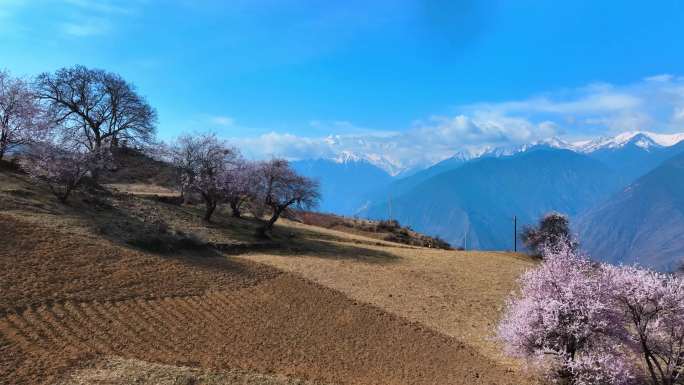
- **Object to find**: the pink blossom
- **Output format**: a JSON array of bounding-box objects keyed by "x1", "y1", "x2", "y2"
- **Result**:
[
  {"x1": 0, "y1": 71, "x2": 48, "y2": 160},
  {"x1": 497, "y1": 241, "x2": 635, "y2": 384}
]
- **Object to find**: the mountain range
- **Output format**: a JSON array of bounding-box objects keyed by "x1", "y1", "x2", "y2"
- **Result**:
[
  {"x1": 291, "y1": 157, "x2": 392, "y2": 215},
  {"x1": 577, "y1": 151, "x2": 684, "y2": 271},
  {"x1": 293, "y1": 131, "x2": 684, "y2": 270}
]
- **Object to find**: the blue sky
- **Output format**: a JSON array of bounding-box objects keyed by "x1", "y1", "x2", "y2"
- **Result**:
[{"x1": 2, "y1": 0, "x2": 684, "y2": 171}]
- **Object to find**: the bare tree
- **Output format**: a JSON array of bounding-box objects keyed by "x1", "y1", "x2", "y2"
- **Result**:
[
  {"x1": 34, "y1": 65, "x2": 156, "y2": 171},
  {"x1": 170, "y1": 133, "x2": 239, "y2": 221},
  {"x1": 254, "y1": 159, "x2": 319, "y2": 235},
  {"x1": 22, "y1": 143, "x2": 92, "y2": 203},
  {"x1": 0, "y1": 70, "x2": 48, "y2": 161}
]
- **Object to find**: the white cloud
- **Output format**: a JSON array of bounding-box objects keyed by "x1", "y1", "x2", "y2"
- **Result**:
[
  {"x1": 234, "y1": 132, "x2": 337, "y2": 161},
  {"x1": 61, "y1": 19, "x2": 110, "y2": 37},
  {"x1": 210, "y1": 116, "x2": 235, "y2": 127},
  {"x1": 645, "y1": 74, "x2": 674, "y2": 82},
  {"x1": 63, "y1": 0, "x2": 133, "y2": 15},
  {"x1": 2, "y1": 0, "x2": 140, "y2": 38},
  {"x1": 226, "y1": 74, "x2": 684, "y2": 174},
  {"x1": 674, "y1": 107, "x2": 684, "y2": 123}
]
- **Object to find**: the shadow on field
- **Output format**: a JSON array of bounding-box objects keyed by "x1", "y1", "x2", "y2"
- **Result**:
[
  {"x1": 0, "y1": 169, "x2": 400, "y2": 266},
  {"x1": 69, "y1": 192, "x2": 400, "y2": 264},
  {"x1": 263, "y1": 229, "x2": 402, "y2": 264}
]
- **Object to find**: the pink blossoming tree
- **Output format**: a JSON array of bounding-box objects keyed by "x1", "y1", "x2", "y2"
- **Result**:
[
  {"x1": 169, "y1": 133, "x2": 240, "y2": 221},
  {"x1": 497, "y1": 241, "x2": 635, "y2": 384},
  {"x1": 498, "y1": 239, "x2": 684, "y2": 385},
  {"x1": 607, "y1": 265, "x2": 684, "y2": 385},
  {"x1": 22, "y1": 144, "x2": 94, "y2": 203},
  {"x1": 220, "y1": 159, "x2": 258, "y2": 218},
  {"x1": 0, "y1": 71, "x2": 48, "y2": 161},
  {"x1": 252, "y1": 159, "x2": 319, "y2": 236}
]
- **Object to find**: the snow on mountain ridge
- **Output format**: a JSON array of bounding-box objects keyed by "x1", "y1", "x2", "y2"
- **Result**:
[
  {"x1": 576, "y1": 131, "x2": 684, "y2": 152},
  {"x1": 333, "y1": 150, "x2": 363, "y2": 163},
  {"x1": 312, "y1": 131, "x2": 684, "y2": 176}
]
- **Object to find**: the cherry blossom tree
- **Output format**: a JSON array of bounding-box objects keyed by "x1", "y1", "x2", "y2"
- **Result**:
[
  {"x1": 607, "y1": 265, "x2": 684, "y2": 385},
  {"x1": 22, "y1": 143, "x2": 93, "y2": 203},
  {"x1": 498, "y1": 236, "x2": 684, "y2": 385},
  {"x1": 220, "y1": 159, "x2": 258, "y2": 218},
  {"x1": 169, "y1": 133, "x2": 239, "y2": 221},
  {"x1": 253, "y1": 159, "x2": 319, "y2": 235},
  {"x1": 0, "y1": 70, "x2": 48, "y2": 161},
  {"x1": 497, "y1": 241, "x2": 636, "y2": 385}
]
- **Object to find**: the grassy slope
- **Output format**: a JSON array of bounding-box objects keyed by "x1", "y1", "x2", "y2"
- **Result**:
[{"x1": 0, "y1": 169, "x2": 538, "y2": 385}]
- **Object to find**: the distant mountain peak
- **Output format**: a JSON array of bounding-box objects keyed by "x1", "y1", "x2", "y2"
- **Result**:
[
  {"x1": 629, "y1": 133, "x2": 659, "y2": 150},
  {"x1": 577, "y1": 131, "x2": 684, "y2": 153},
  {"x1": 333, "y1": 150, "x2": 363, "y2": 164},
  {"x1": 475, "y1": 136, "x2": 575, "y2": 159}
]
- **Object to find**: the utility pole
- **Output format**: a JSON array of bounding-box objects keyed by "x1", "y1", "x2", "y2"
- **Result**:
[
  {"x1": 388, "y1": 194, "x2": 392, "y2": 222},
  {"x1": 513, "y1": 215, "x2": 517, "y2": 252},
  {"x1": 464, "y1": 222, "x2": 469, "y2": 251}
]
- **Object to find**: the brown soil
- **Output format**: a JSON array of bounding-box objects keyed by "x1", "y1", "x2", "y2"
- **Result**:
[
  {"x1": 62, "y1": 357, "x2": 322, "y2": 385},
  {"x1": 0, "y1": 213, "x2": 280, "y2": 314},
  {"x1": 1, "y1": 273, "x2": 525, "y2": 385}
]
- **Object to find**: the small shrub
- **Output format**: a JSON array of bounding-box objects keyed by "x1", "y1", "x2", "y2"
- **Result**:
[{"x1": 377, "y1": 219, "x2": 401, "y2": 232}]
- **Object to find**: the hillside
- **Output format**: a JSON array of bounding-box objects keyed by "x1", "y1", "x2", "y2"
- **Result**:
[
  {"x1": 294, "y1": 211, "x2": 451, "y2": 249},
  {"x1": 100, "y1": 146, "x2": 178, "y2": 188},
  {"x1": 578, "y1": 150, "x2": 684, "y2": 271},
  {"x1": 0, "y1": 167, "x2": 538, "y2": 385},
  {"x1": 366, "y1": 148, "x2": 622, "y2": 250}
]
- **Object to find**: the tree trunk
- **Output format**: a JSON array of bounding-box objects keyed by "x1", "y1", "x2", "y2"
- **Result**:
[
  {"x1": 258, "y1": 207, "x2": 282, "y2": 238},
  {"x1": 265, "y1": 212, "x2": 279, "y2": 230},
  {"x1": 229, "y1": 199, "x2": 242, "y2": 218},
  {"x1": 90, "y1": 146, "x2": 102, "y2": 182},
  {"x1": 204, "y1": 200, "x2": 217, "y2": 222},
  {"x1": 0, "y1": 131, "x2": 7, "y2": 161},
  {"x1": 231, "y1": 204, "x2": 241, "y2": 218},
  {"x1": 52, "y1": 184, "x2": 72, "y2": 204}
]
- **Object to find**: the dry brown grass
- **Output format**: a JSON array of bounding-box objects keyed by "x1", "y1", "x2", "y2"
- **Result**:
[
  {"x1": 294, "y1": 211, "x2": 452, "y2": 249},
  {"x1": 105, "y1": 183, "x2": 179, "y2": 197}
]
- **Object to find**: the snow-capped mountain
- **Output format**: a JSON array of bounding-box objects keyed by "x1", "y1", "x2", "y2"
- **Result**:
[
  {"x1": 320, "y1": 131, "x2": 684, "y2": 177},
  {"x1": 574, "y1": 131, "x2": 684, "y2": 153},
  {"x1": 445, "y1": 131, "x2": 684, "y2": 162},
  {"x1": 332, "y1": 150, "x2": 363, "y2": 163},
  {"x1": 326, "y1": 149, "x2": 419, "y2": 176},
  {"x1": 477, "y1": 137, "x2": 577, "y2": 158}
]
